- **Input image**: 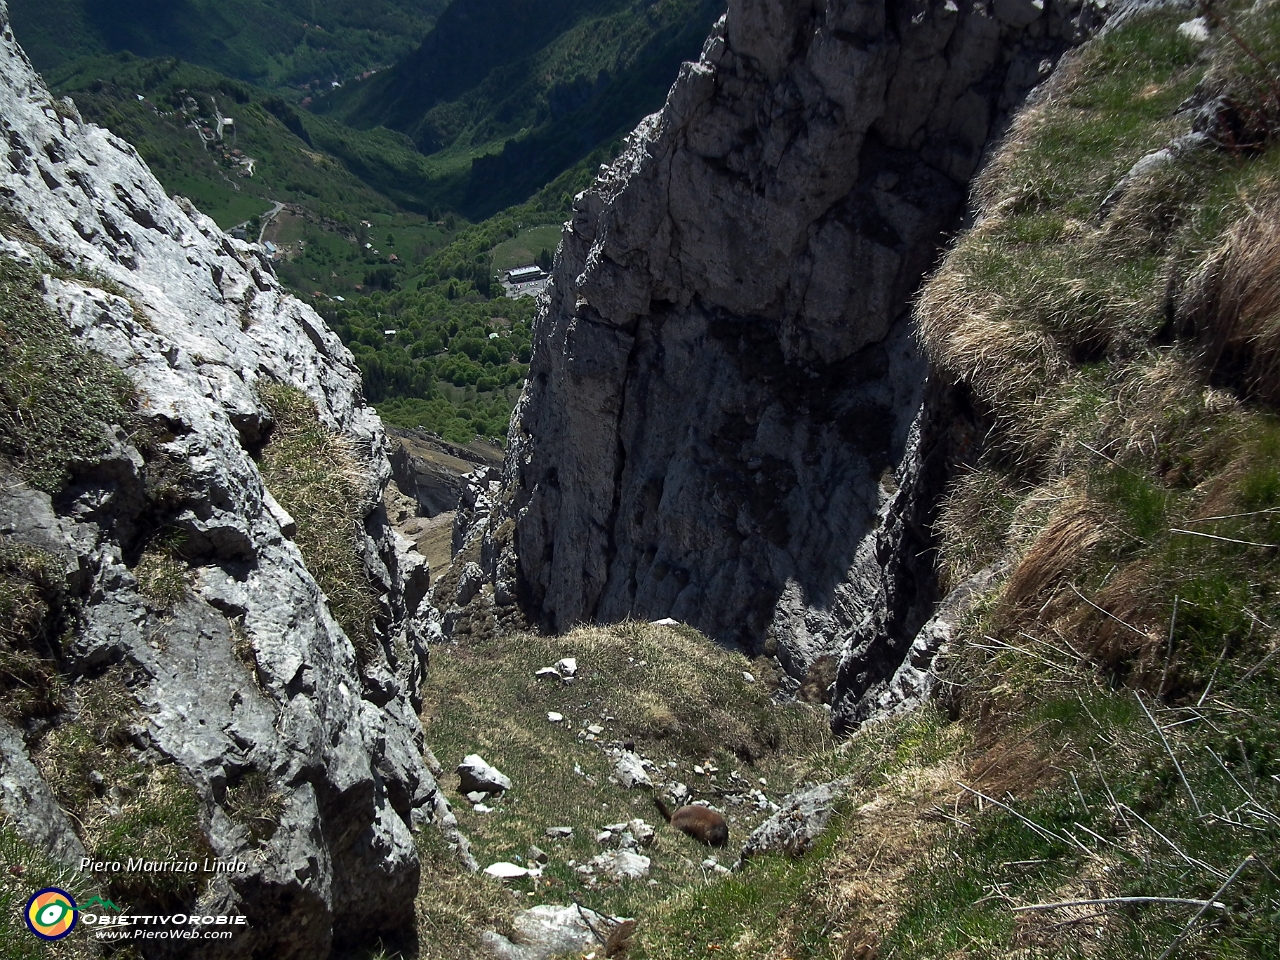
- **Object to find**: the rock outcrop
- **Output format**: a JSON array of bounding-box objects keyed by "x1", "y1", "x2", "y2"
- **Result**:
[
  {"x1": 737, "y1": 777, "x2": 852, "y2": 864},
  {"x1": 0, "y1": 3, "x2": 458, "y2": 954},
  {"x1": 480, "y1": 903, "x2": 620, "y2": 960},
  {"x1": 455, "y1": 0, "x2": 1106, "y2": 719},
  {"x1": 388, "y1": 426, "x2": 504, "y2": 517}
]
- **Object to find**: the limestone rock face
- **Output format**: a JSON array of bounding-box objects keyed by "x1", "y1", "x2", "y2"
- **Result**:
[
  {"x1": 737, "y1": 778, "x2": 852, "y2": 864},
  {"x1": 0, "y1": 2, "x2": 456, "y2": 954},
  {"x1": 460, "y1": 0, "x2": 1104, "y2": 713},
  {"x1": 480, "y1": 904, "x2": 619, "y2": 960}
]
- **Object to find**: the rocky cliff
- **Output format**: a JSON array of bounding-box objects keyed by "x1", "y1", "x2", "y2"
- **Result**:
[
  {"x1": 0, "y1": 3, "x2": 457, "y2": 955},
  {"x1": 454, "y1": 0, "x2": 1108, "y2": 720}
]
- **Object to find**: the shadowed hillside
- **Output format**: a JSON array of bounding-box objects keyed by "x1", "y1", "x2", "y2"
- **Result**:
[
  {"x1": 318, "y1": 0, "x2": 725, "y2": 218},
  {"x1": 8, "y1": 0, "x2": 447, "y2": 89}
]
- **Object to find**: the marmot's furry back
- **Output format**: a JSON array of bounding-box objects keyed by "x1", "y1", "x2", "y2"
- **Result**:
[{"x1": 652, "y1": 795, "x2": 729, "y2": 847}]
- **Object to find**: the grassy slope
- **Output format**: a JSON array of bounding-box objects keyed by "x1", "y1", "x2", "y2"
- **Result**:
[
  {"x1": 414, "y1": 621, "x2": 831, "y2": 958},
  {"x1": 490, "y1": 224, "x2": 563, "y2": 272},
  {"x1": 48, "y1": 54, "x2": 427, "y2": 229},
  {"x1": 8, "y1": 0, "x2": 446, "y2": 92},
  {"x1": 409, "y1": 4, "x2": 1280, "y2": 958}
]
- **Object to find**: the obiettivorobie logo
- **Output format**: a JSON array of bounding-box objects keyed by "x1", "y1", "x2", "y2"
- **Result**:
[
  {"x1": 24, "y1": 887, "x2": 78, "y2": 940},
  {"x1": 23, "y1": 882, "x2": 246, "y2": 942}
]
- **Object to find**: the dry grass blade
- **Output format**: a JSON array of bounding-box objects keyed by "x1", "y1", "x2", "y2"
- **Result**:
[
  {"x1": 1011, "y1": 896, "x2": 1227, "y2": 913},
  {"x1": 1135, "y1": 690, "x2": 1203, "y2": 817},
  {"x1": 1168, "y1": 528, "x2": 1280, "y2": 548},
  {"x1": 1179, "y1": 199, "x2": 1280, "y2": 404},
  {"x1": 956, "y1": 783, "x2": 1090, "y2": 854},
  {"x1": 1155, "y1": 854, "x2": 1254, "y2": 960}
]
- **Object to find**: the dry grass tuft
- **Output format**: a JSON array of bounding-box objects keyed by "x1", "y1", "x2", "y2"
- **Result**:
[
  {"x1": 1074, "y1": 560, "x2": 1166, "y2": 682},
  {"x1": 798, "y1": 654, "x2": 839, "y2": 705},
  {"x1": 1179, "y1": 196, "x2": 1280, "y2": 404},
  {"x1": 916, "y1": 261, "x2": 1071, "y2": 418},
  {"x1": 963, "y1": 722, "x2": 1063, "y2": 802},
  {"x1": 936, "y1": 469, "x2": 1020, "y2": 589},
  {"x1": 223, "y1": 769, "x2": 285, "y2": 847},
  {"x1": 1000, "y1": 502, "x2": 1106, "y2": 613},
  {"x1": 132, "y1": 539, "x2": 188, "y2": 612},
  {"x1": 0, "y1": 537, "x2": 67, "y2": 722},
  {"x1": 257, "y1": 382, "x2": 380, "y2": 665}
]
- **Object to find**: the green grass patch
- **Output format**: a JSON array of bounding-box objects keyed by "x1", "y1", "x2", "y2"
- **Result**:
[
  {"x1": 131, "y1": 534, "x2": 189, "y2": 614},
  {"x1": 883, "y1": 681, "x2": 1280, "y2": 959},
  {"x1": 0, "y1": 538, "x2": 68, "y2": 723},
  {"x1": 0, "y1": 819, "x2": 109, "y2": 960},
  {"x1": 490, "y1": 224, "x2": 562, "y2": 273},
  {"x1": 0, "y1": 257, "x2": 134, "y2": 491}
]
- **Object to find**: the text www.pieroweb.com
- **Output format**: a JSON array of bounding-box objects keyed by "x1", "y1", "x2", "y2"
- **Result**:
[{"x1": 95, "y1": 927, "x2": 236, "y2": 941}]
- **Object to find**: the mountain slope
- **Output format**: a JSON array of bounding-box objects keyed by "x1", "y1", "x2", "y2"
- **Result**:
[
  {"x1": 8, "y1": 0, "x2": 446, "y2": 90},
  {"x1": 320, "y1": 0, "x2": 725, "y2": 218},
  {"x1": 0, "y1": 0, "x2": 458, "y2": 952}
]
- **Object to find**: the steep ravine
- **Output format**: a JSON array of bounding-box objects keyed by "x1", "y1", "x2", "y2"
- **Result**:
[
  {"x1": 451, "y1": 0, "x2": 1113, "y2": 724},
  {"x1": 0, "y1": 1, "x2": 464, "y2": 955}
]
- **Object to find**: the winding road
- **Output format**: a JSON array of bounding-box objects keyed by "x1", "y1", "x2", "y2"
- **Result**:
[{"x1": 258, "y1": 200, "x2": 285, "y2": 244}]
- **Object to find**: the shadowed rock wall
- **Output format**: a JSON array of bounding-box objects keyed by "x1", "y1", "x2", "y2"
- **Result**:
[{"x1": 455, "y1": 0, "x2": 1107, "y2": 719}]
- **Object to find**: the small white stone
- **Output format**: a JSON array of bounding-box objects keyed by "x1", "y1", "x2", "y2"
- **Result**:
[
  {"x1": 547, "y1": 711, "x2": 564, "y2": 722},
  {"x1": 1177, "y1": 17, "x2": 1210, "y2": 42},
  {"x1": 484, "y1": 862, "x2": 528, "y2": 879},
  {"x1": 742, "y1": 671, "x2": 755, "y2": 683}
]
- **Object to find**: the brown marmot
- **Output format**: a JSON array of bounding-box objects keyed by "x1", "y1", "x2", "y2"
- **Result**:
[{"x1": 652, "y1": 796, "x2": 728, "y2": 847}]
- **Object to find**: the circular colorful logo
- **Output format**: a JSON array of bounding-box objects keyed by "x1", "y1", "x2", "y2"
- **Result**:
[{"x1": 25, "y1": 887, "x2": 78, "y2": 940}]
